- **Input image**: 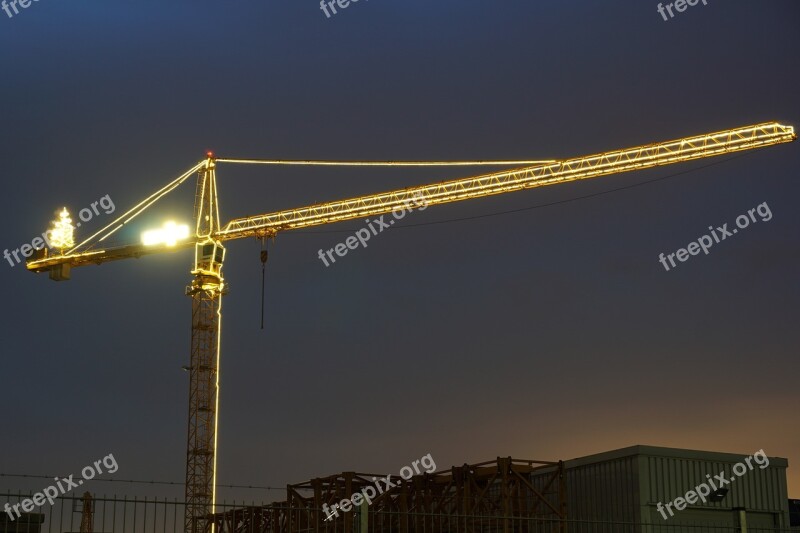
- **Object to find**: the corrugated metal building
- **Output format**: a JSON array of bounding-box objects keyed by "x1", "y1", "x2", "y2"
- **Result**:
[{"x1": 532, "y1": 445, "x2": 791, "y2": 531}]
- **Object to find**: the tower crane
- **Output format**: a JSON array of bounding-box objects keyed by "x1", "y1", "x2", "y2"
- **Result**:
[{"x1": 25, "y1": 122, "x2": 796, "y2": 533}]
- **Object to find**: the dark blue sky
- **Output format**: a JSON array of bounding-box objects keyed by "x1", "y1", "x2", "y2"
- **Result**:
[{"x1": 1, "y1": 0, "x2": 798, "y2": 503}]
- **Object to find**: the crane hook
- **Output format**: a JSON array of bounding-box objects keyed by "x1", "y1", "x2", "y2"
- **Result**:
[{"x1": 260, "y1": 238, "x2": 268, "y2": 330}]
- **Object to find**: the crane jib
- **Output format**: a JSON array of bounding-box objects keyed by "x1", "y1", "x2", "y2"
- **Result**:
[
  {"x1": 25, "y1": 121, "x2": 795, "y2": 275},
  {"x1": 218, "y1": 122, "x2": 795, "y2": 239}
]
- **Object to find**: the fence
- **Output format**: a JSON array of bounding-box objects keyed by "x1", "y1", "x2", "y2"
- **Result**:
[{"x1": 0, "y1": 493, "x2": 795, "y2": 533}]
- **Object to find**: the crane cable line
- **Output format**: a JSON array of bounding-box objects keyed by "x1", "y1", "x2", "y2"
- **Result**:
[
  {"x1": 285, "y1": 148, "x2": 776, "y2": 235},
  {"x1": 215, "y1": 158, "x2": 557, "y2": 167},
  {"x1": 66, "y1": 161, "x2": 205, "y2": 255},
  {"x1": 54, "y1": 143, "x2": 791, "y2": 252},
  {"x1": 62, "y1": 159, "x2": 554, "y2": 256},
  {"x1": 61, "y1": 148, "x2": 778, "y2": 250}
]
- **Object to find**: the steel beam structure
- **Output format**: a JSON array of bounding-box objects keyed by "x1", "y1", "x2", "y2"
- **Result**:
[
  {"x1": 185, "y1": 159, "x2": 226, "y2": 533},
  {"x1": 218, "y1": 123, "x2": 795, "y2": 240},
  {"x1": 209, "y1": 457, "x2": 566, "y2": 533}
]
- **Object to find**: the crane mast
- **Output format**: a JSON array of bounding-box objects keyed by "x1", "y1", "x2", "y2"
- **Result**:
[
  {"x1": 24, "y1": 122, "x2": 795, "y2": 533},
  {"x1": 185, "y1": 157, "x2": 227, "y2": 533}
]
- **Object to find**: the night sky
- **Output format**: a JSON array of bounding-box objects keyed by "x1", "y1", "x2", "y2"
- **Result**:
[{"x1": 1, "y1": 0, "x2": 798, "y2": 504}]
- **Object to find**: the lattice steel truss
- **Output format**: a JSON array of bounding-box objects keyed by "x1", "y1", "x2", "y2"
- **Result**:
[
  {"x1": 209, "y1": 457, "x2": 566, "y2": 533},
  {"x1": 184, "y1": 160, "x2": 226, "y2": 533},
  {"x1": 218, "y1": 123, "x2": 795, "y2": 238}
]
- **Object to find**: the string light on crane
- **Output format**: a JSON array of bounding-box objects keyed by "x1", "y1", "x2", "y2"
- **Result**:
[{"x1": 49, "y1": 208, "x2": 75, "y2": 253}]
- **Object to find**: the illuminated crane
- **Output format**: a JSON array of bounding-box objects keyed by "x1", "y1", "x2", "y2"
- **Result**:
[{"x1": 25, "y1": 122, "x2": 795, "y2": 533}]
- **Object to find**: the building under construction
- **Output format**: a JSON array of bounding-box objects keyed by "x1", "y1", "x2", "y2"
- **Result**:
[{"x1": 210, "y1": 456, "x2": 566, "y2": 533}]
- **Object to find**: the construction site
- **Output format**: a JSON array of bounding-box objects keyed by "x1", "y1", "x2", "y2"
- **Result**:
[
  {"x1": 2, "y1": 446, "x2": 796, "y2": 532},
  {"x1": 3, "y1": 124, "x2": 796, "y2": 533},
  {"x1": 3, "y1": 4, "x2": 799, "y2": 533}
]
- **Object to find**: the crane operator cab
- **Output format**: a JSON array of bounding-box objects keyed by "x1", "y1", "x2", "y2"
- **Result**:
[{"x1": 193, "y1": 240, "x2": 225, "y2": 277}]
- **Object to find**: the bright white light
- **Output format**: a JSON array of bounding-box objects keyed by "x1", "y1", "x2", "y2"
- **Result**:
[{"x1": 142, "y1": 221, "x2": 190, "y2": 247}]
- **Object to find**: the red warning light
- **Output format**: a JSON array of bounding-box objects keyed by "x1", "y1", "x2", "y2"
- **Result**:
[{"x1": 206, "y1": 151, "x2": 214, "y2": 158}]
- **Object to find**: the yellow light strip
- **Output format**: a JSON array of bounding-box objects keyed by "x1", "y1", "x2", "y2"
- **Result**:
[
  {"x1": 211, "y1": 291, "x2": 222, "y2": 533},
  {"x1": 67, "y1": 161, "x2": 205, "y2": 255},
  {"x1": 26, "y1": 241, "x2": 195, "y2": 272},
  {"x1": 26, "y1": 122, "x2": 795, "y2": 272},
  {"x1": 215, "y1": 158, "x2": 557, "y2": 167},
  {"x1": 218, "y1": 123, "x2": 795, "y2": 239}
]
